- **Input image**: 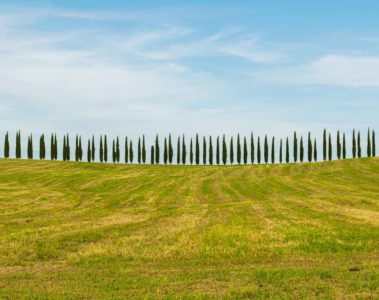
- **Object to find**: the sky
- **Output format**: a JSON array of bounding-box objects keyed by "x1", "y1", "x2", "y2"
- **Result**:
[{"x1": 0, "y1": 0, "x2": 378, "y2": 146}]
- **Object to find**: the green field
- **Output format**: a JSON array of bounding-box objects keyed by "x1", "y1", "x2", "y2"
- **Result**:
[{"x1": 0, "y1": 158, "x2": 378, "y2": 299}]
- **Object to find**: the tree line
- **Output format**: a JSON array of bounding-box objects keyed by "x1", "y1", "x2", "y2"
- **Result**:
[{"x1": 2, "y1": 129, "x2": 376, "y2": 165}]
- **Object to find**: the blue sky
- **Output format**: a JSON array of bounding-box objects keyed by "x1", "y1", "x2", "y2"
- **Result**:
[{"x1": 0, "y1": 0, "x2": 378, "y2": 145}]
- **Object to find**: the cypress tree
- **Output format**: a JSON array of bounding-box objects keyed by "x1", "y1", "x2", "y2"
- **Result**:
[
  {"x1": 190, "y1": 138, "x2": 193, "y2": 165},
  {"x1": 54, "y1": 134, "x2": 58, "y2": 160},
  {"x1": 293, "y1": 132, "x2": 298, "y2": 163},
  {"x1": 300, "y1": 136, "x2": 304, "y2": 163},
  {"x1": 257, "y1": 137, "x2": 261, "y2": 164},
  {"x1": 271, "y1": 136, "x2": 275, "y2": 164},
  {"x1": 357, "y1": 131, "x2": 361, "y2": 158},
  {"x1": 50, "y1": 134, "x2": 54, "y2": 160},
  {"x1": 16, "y1": 131, "x2": 21, "y2": 159},
  {"x1": 279, "y1": 139, "x2": 283, "y2": 163},
  {"x1": 182, "y1": 135, "x2": 186, "y2": 165},
  {"x1": 196, "y1": 134, "x2": 200, "y2": 165},
  {"x1": 237, "y1": 134, "x2": 241, "y2": 164},
  {"x1": 30, "y1": 134, "x2": 34, "y2": 159},
  {"x1": 337, "y1": 131, "x2": 341, "y2": 160},
  {"x1": 222, "y1": 134, "x2": 227, "y2": 165},
  {"x1": 264, "y1": 135, "x2": 268, "y2": 164},
  {"x1": 116, "y1": 136, "x2": 120, "y2": 163},
  {"x1": 79, "y1": 136, "x2": 83, "y2": 161},
  {"x1": 229, "y1": 136, "x2": 234, "y2": 165},
  {"x1": 142, "y1": 135, "x2": 146, "y2": 163},
  {"x1": 352, "y1": 129, "x2": 357, "y2": 158},
  {"x1": 203, "y1": 136, "x2": 207, "y2": 165},
  {"x1": 286, "y1": 137, "x2": 289, "y2": 163},
  {"x1": 66, "y1": 134, "x2": 70, "y2": 161},
  {"x1": 99, "y1": 135, "x2": 103, "y2": 162},
  {"x1": 243, "y1": 137, "x2": 248, "y2": 164},
  {"x1": 342, "y1": 133, "x2": 346, "y2": 159},
  {"x1": 372, "y1": 130, "x2": 376, "y2": 157},
  {"x1": 216, "y1": 136, "x2": 220, "y2": 165},
  {"x1": 168, "y1": 134, "x2": 173, "y2": 164},
  {"x1": 323, "y1": 129, "x2": 327, "y2": 161},
  {"x1": 151, "y1": 145, "x2": 155, "y2": 164},
  {"x1": 138, "y1": 137, "x2": 141, "y2": 164},
  {"x1": 250, "y1": 133, "x2": 255, "y2": 164},
  {"x1": 112, "y1": 140, "x2": 115, "y2": 163},
  {"x1": 75, "y1": 135, "x2": 79, "y2": 162},
  {"x1": 209, "y1": 136, "x2": 213, "y2": 165},
  {"x1": 129, "y1": 140, "x2": 134, "y2": 163},
  {"x1": 164, "y1": 138, "x2": 168, "y2": 164},
  {"x1": 63, "y1": 135, "x2": 66, "y2": 161},
  {"x1": 177, "y1": 136, "x2": 181, "y2": 165},
  {"x1": 307, "y1": 132, "x2": 312, "y2": 162},
  {"x1": 91, "y1": 135, "x2": 95, "y2": 162},
  {"x1": 40, "y1": 134, "x2": 45, "y2": 160},
  {"x1": 328, "y1": 133, "x2": 332, "y2": 161},
  {"x1": 155, "y1": 135, "x2": 160, "y2": 164},
  {"x1": 367, "y1": 128, "x2": 371, "y2": 157},
  {"x1": 124, "y1": 137, "x2": 129, "y2": 164},
  {"x1": 4, "y1": 132, "x2": 10, "y2": 158},
  {"x1": 313, "y1": 138, "x2": 317, "y2": 162},
  {"x1": 104, "y1": 135, "x2": 108, "y2": 162},
  {"x1": 87, "y1": 139, "x2": 91, "y2": 162}
]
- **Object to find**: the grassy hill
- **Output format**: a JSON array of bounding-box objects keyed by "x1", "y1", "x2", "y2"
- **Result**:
[{"x1": 0, "y1": 158, "x2": 378, "y2": 298}]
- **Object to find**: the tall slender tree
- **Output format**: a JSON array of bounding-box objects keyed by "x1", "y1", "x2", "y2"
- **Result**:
[
  {"x1": 27, "y1": 135, "x2": 33, "y2": 159},
  {"x1": 229, "y1": 136, "x2": 234, "y2": 165},
  {"x1": 216, "y1": 136, "x2": 220, "y2": 165},
  {"x1": 372, "y1": 130, "x2": 376, "y2": 157},
  {"x1": 40, "y1": 134, "x2": 45, "y2": 160},
  {"x1": 313, "y1": 138, "x2": 317, "y2": 162},
  {"x1": 257, "y1": 137, "x2": 261, "y2": 164},
  {"x1": 264, "y1": 135, "x2": 269, "y2": 164},
  {"x1": 286, "y1": 137, "x2": 289, "y2": 163},
  {"x1": 307, "y1": 132, "x2": 312, "y2": 162},
  {"x1": 79, "y1": 136, "x2": 82, "y2": 161},
  {"x1": 124, "y1": 137, "x2": 128, "y2": 164},
  {"x1": 300, "y1": 136, "x2": 304, "y2": 163},
  {"x1": 323, "y1": 129, "x2": 327, "y2": 161},
  {"x1": 4, "y1": 132, "x2": 10, "y2": 158},
  {"x1": 279, "y1": 139, "x2": 283, "y2": 163},
  {"x1": 142, "y1": 135, "x2": 146, "y2": 163},
  {"x1": 116, "y1": 136, "x2": 120, "y2": 163},
  {"x1": 209, "y1": 136, "x2": 213, "y2": 165},
  {"x1": 177, "y1": 136, "x2": 181, "y2": 165},
  {"x1": 155, "y1": 135, "x2": 160, "y2": 164},
  {"x1": 63, "y1": 135, "x2": 67, "y2": 161},
  {"x1": 190, "y1": 138, "x2": 193, "y2": 165},
  {"x1": 164, "y1": 138, "x2": 168, "y2": 164},
  {"x1": 222, "y1": 134, "x2": 227, "y2": 165},
  {"x1": 328, "y1": 133, "x2": 332, "y2": 161},
  {"x1": 87, "y1": 139, "x2": 91, "y2": 162},
  {"x1": 342, "y1": 133, "x2": 346, "y2": 159},
  {"x1": 293, "y1": 132, "x2": 298, "y2": 163},
  {"x1": 50, "y1": 134, "x2": 54, "y2": 160},
  {"x1": 271, "y1": 137, "x2": 275, "y2": 164},
  {"x1": 138, "y1": 137, "x2": 141, "y2": 164},
  {"x1": 151, "y1": 145, "x2": 155, "y2": 164},
  {"x1": 91, "y1": 135, "x2": 95, "y2": 162},
  {"x1": 54, "y1": 134, "x2": 58, "y2": 160},
  {"x1": 357, "y1": 131, "x2": 361, "y2": 158},
  {"x1": 129, "y1": 140, "x2": 134, "y2": 163},
  {"x1": 196, "y1": 134, "x2": 200, "y2": 165},
  {"x1": 203, "y1": 136, "x2": 207, "y2": 165},
  {"x1": 243, "y1": 137, "x2": 248, "y2": 164},
  {"x1": 250, "y1": 133, "x2": 255, "y2": 164},
  {"x1": 104, "y1": 135, "x2": 108, "y2": 162},
  {"x1": 99, "y1": 135, "x2": 104, "y2": 163},
  {"x1": 67, "y1": 134, "x2": 70, "y2": 161},
  {"x1": 352, "y1": 129, "x2": 357, "y2": 159},
  {"x1": 367, "y1": 128, "x2": 371, "y2": 157},
  {"x1": 168, "y1": 134, "x2": 173, "y2": 164},
  {"x1": 16, "y1": 131, "x2": 21, "y2": 159},
  {"x1": 182, "y1": 135, "x2": 187, "y2": 165},
  {"x1": 337, "y1": 131, "x2": 341, "y2": 160},
  {"x1": 112, "y1": 140, "x2": 115, "y2": 163},
  {"x1": 237, "y1": 134, "x2": 241, "y2": 164}
]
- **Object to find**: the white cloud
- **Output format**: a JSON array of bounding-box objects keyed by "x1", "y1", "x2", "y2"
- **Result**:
[{"x1": 252, "y1": 55, "x2": 379, "y2": 87}]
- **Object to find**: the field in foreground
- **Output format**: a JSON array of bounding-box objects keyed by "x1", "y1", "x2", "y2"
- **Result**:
[{"x1": 0, "y1": 159, "x2": 378, "y2": 299}]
